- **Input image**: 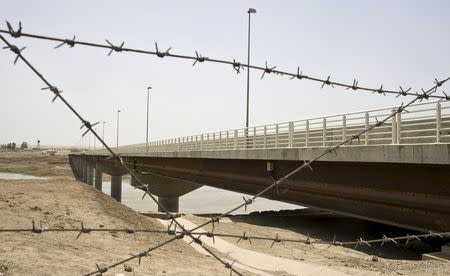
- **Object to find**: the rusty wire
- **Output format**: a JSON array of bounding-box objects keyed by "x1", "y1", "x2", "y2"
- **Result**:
[
  {"x1": 0, "y1": 33, "x2": 243, "y2": 276},
  {"x1": 2, "y1": 24, "x2": 450, "y2": 275},
  {"x1": 1, "y1": 21, "x2": 449, "y2": 100}
]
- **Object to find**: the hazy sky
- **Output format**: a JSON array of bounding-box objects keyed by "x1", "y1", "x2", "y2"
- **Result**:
[{"x1": 1, "y1": 1, "x2": 449, "y2": 147}]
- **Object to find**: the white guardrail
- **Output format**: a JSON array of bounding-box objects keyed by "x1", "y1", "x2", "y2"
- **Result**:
[{"x1": 111, "y1": 100, "x2": 450, "y2": 153}]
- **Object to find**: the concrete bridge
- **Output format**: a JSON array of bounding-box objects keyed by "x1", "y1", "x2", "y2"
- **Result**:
[{"x1": 69, "y1": 100, "x2": 450, "y2": 232}]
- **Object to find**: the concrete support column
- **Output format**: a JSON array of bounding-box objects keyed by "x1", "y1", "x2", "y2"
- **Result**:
[
  {"x1": 111, "y1": 175, "x2": 122, "y2": 202},
  {"x1": 86, "y1": 166, "x2": 94, "y2": 186},
  {"x1": 158, "y1": 197, "x2": 179, "y2": 213},
  {"x1": 82, "y1": 160, "x2": 88, "y2": 183},
  {"x1": 94, "y1": 166, "x2": 103, "y2": 191},
  {"x1": 73, "y1": 158, "x2": 82, "y2": 181},
  {"x1": 95, "y1": 160, "x2": 128, "y2": 203},
  {"x1": 130, "y1": 173, "x2": 202, "y2": 213}
]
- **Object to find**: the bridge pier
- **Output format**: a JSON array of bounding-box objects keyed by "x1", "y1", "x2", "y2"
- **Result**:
[
  {"x1": 86, "y1": 165, "x2": 94, "y2": 186},
  {"x1": 81, "y1": 159, "x2": 88, "y2": 183},
  {"x1": 81, "y1": 159, "x2": 97, "y2": 186},
  {"x1": 131, "y1": 172, "x2": 202, "y2": 213},
  {"x1": 96, "y1": 161, "x2": 128, "y2": 202},
  {"x1": 69, "y1": 156, "x2": 80, "y2": 181},
  {"x1": 94, "y1": 165, "x2": 103, "y2": 191},
  {"x1": 110, "y1": 175, "x2": 122, "y2": 202}
]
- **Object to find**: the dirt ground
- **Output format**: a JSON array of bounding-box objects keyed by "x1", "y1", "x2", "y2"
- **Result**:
[{"x1": 0, "y1": 151, "x2": 449, "y2": 275}]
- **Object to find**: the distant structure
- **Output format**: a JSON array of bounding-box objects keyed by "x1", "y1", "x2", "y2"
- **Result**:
[{"x1": 37, "y1": 140, "x2": 40, "y2": 149}]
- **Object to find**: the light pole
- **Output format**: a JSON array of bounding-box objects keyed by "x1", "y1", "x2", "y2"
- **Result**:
[
  {"x1": 246, "y1": 8, "x2": 256, "y2": 129},
  {"x1": 146, "y1": 86, "x2": 152, "y2": 154},
  {"x1": 116, "y1": 110, "x2": 121, "y2": 148},
  {"x1": 102, "y1": 121, "x2": 105, "y2": 149}
]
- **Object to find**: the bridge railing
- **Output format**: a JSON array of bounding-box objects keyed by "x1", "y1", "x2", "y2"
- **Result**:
[{"x1": 97, "y1": 100, "x2": 450, "y2": 154}]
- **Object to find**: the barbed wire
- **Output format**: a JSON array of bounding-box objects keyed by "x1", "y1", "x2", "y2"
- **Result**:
[
  {"x1": 0, "y1": 34, "x2": 243, "y2": 276},
  {"x1": 187, "y1": 230, "x2": 450, "y2": 249},
  {"x1": 2, "y1": 26, "x2": 450, "y2": 275},
  {"x1": 1, "y1": 21, "x2": 449, "y2": 100},
  {"x1": 2, "y1": 221, "x2": 448, "y2": 252},
  {"x1": 2, "y1": 221, "x2": 449, "y2": 254},
  {"x1": 0, "y1": 220, "x2": 168, "y2": 236}
]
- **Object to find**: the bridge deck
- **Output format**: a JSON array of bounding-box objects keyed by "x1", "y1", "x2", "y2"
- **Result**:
[{"x1": 73, "y1": 101, "x2": 450, "y2": 232}]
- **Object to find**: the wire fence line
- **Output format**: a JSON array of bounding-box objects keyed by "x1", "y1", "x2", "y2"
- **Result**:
[
  {"x1": 1, "y1": 21, "x2": 449, "y2": 100},
  {"x1": 1, "y1": 221, "x2": 449, "y2": 250},
  {"x1": 1, "y1": 25, "x2": 450, "y2": 275}
]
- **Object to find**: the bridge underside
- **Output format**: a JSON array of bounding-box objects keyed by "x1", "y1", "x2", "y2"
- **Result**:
[{"x1": 75, "y1": 154, "x2": 450, "y2": 232}]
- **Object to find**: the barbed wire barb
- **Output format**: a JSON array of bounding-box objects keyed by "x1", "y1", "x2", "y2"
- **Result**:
[
  {"x1": 192, "y1": 50, "x2": 208, "y2": 66},
  {"x1": 54, "y1": 35, "x2": 76, "y2": 49},
  {"x1": 346, "y1": 79, "x2": 359, "y2": 90},
  {"x1": 155, "y1": 42, "x2": 171, "y2": 58},
  {"x1": 225, "y1": 260, "x2": 237, "y2": 276},
  {"x1": 41, "y1": 85, "x2": 63, "y2": 103},
  {"x1": 105, "y1": 39, "x2": 124, "y2": 56},
  {"x1": 2, "y1": 44, "x2": 25, "y2": 64},
  {"x1": 261, "y1": 61, "x2": 276, "y2": 79},
  {"x1": 321, "y1": 75, "x2": 334, "y2": 88},
  {"x1": 236, "y1": 232, "x2": 252, "y2": 244},
  {"x1": 31, "y1": 220, "x2": 43, "y2": 233},
  {"x1": 232, "y1": 59, "x2": 244, "y2": 74},
  {"x1": 5, "y1": 20, "x2": 22, "y2": 38}
]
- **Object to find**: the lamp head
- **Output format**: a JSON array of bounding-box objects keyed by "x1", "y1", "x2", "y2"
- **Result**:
[{"x1": 247, "y1": 8, "x2": 256, "y2": 14}]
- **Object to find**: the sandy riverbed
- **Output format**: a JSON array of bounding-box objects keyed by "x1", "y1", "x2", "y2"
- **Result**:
[{"x1": 0, "y1": 151, "x2": 448, "y2": 275}]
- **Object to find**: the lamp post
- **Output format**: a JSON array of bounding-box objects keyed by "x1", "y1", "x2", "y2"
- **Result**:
[
  {"x1": 116, "y1": 110, "x2": 121, "y2": 148},
  {"x1": 246, "y1": 8, "x2": 256, "y2": 129},
  {"x1": 146, "y1": 86, "x2": 152, "y2": 154}
]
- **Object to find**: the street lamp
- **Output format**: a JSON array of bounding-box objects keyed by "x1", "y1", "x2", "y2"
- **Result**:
[
  {"x1": 116, "y1": 110, "x2": 121, "y2": 148},
  {"x1": 246, "y1": 8, "x2": 256, "y2": 129},
  {"x1": 146, "y1": 86, "x2": 152, "y2": 154}
]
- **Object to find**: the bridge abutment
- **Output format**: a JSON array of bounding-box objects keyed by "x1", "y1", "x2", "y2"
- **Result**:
[{"x1": 130, "y1": 172, "x2": 202, "y2": 213}]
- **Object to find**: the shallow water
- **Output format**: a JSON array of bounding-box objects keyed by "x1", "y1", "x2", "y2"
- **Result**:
[
  {"x1": 102, "y1": 180, "x2": 300, "y2": 214},
  {"x1": 0, "y1": 172, "x2": 299, "y2": 214},
  {"x1": 0, "y1": 172, "x2": 47, "y2": 180}
]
